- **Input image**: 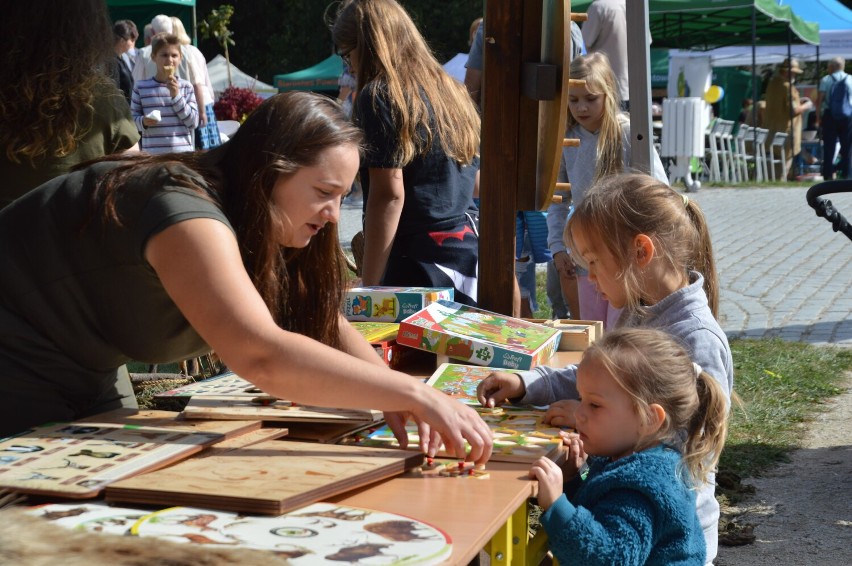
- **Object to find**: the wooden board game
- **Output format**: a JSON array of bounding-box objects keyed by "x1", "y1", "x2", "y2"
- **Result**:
[
  {"x1": 29, "y1": 501, "x2": 453, "y2": 565},
  {"x1": 0, "y1": 422, "x2": 224, "y2": 498},
  {"x1": 524, "y1": 319, "x2": 602, "y2": 351},
  {"x1": 154, "y1": 372, "x2": 257, "y2": 398},
  {"x1": 180, "y1": 395, "x2": 383, "y2": 424},
  {"x1": 77, "y1": 408, "x2": 262, "y2": 439},
  {"x1": 397, "y1": 300, "x2": 561, "y2": 370},
  {"x1": 105, "y1": 440, "x2": 424, "y2": 515},
  {"x1": 360, "y1": 406, "x2": 564, "y2": 464}
]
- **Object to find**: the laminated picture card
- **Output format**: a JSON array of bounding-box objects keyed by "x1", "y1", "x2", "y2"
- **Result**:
[
  {"x1": 344, "y1": 287, "x2": 454, "y2": 322},
  {"x1": 396, "y1": 300, "x2": 561, "y2": 370}
]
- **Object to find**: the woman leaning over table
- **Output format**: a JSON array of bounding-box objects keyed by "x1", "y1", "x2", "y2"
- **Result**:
[
  {"x1": 332, "y1": 0, "x2": 481, "y2": 305},
  {"x1": 0, "y1": 92, "x2": 492, "y2": 463}
]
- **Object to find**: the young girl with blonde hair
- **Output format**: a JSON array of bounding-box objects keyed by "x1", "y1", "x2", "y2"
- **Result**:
[
  {"x1": 548, "y1": 53, "x2": 668, "y2": 325},
  {"x1": 478, "y1": 173, "x2": 733, "y2": 563},
  {"x1": 332, "y1": 0, "x2": 481, "y2": 304},
  {"x1": 531, "y1": 327, "x2": 729, "y2": 565}
]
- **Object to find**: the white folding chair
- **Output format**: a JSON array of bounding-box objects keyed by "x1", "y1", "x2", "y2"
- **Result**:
[
  {"x1": 769, "y1": 132, "x2": 789, "y2": 181},
  {"x1": 718, "y1": 120, "x2": 738, "y2": 183},
  {"x1": 704, "y1": 120, "x2": 723, "y2": 183},
  {"x1": 754, "y1": 128, "x2": 770, "y2": 182},
  {"x1": 733, "y1": 124, "x2": 751, "y2": 181}
]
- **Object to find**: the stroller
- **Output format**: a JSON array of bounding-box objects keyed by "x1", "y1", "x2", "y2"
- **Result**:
[{"x1": 807, "y1": 181, "x2": 852, "y2": 242}]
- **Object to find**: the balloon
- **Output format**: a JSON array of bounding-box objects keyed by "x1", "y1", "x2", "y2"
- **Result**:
[{"x1": 704, "y1": 85, "x2": 724, "y2": 104}]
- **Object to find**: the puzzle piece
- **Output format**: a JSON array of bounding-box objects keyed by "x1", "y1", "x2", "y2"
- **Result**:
[{"x1": 414, "y1": 458, "x2": 489, "y2": 480}]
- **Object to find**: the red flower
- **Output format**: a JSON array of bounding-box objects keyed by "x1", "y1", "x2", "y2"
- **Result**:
[{"x1": 214, "y1": 86, "x2": 264, "y2": 122}]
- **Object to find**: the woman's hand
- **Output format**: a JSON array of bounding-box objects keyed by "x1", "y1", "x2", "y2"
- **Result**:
[
  {"x1": 476, "y1": 371, "x2": 526, "y2": 408},
  {"x1": 544, "y1": 399, "x2": 579, "y2": 428},
  {"x1": 411, "y1": 387, "x2": 493, "y2": 464},
  {"x1": 529, "y1": 456, "x2": 564, "y2": 510}
]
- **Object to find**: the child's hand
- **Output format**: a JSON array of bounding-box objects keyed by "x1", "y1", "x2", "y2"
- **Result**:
[
  {"x1": 529, "y1": 456, "x2": 563, "y2": 510},
  {"x1": 476, "y1": 371, "x2": 525, "y2": 408},
  {"x1": 544, "y1": 399, "x2": 579, "y2": 428},
  {"x1": 559, "y1": 432, "x2": 587, "y2": 481},
  {"x1": 166, "y1": 75, "x2": 180, "y2": 98}
]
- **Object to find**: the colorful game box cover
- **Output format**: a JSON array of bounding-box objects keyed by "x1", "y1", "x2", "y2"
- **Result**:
[
  {"x1": 396, "y1": 300, "x2": 561, "y2": 370},
  {"x1": 425, "y1": 363, "x2": 522, "y2": 405},
  {"x1": 344, "y1": 287, "x2": 454, "y2": 323}
]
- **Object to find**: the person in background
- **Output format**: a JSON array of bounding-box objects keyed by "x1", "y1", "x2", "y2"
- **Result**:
[
  {"x1": 0, "y1": 0, "x2": 139, "y2": 208},
  {"x1": 130, "y1": 33, "x2": 198, "y2": 154},
  {"x1": 764, "y1": 57, "x2": 813, "y2": 180},
  {"x1": 333, "y1": 0, "x2": 481, "y2": 305},
  {"x1": 143, "y1": 23, "x2": 155, "y2": 46},
  {"x1": 112, "y1": 20, "x2": 136, "y2": 103},
  {"x1": 134, "y1": 15, "x2": 204, "y2": 136},
  {"x1": 171, "y1": 16, "x2": 221, "y2": 149},
  {"x1": 115, "y1": 19, "x2": 139, "y2": 72},
  {"x1": 582, "y1": 0, "x2": 629, "y2": 110},
  {"x1": 531, "y1": 328, "x2": 727, "y2": 565},
  {"x1": 0, "y1": 92, "x2": 493, "y2": 463},
  {"x1": 816, "y1": 57, "x2": 852, "y2": 180}
]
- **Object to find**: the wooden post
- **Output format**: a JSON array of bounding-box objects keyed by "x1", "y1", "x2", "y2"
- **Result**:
[
  {"x1": 479, "y1": 0, "x2": 540, "y2": 314},
  {"x1": 626, "y1": 0, "x2": 653, "y2": 173}
]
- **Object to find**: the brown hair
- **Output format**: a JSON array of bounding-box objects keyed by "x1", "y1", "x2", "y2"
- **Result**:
[
  {"x1": 332, "y1": 0, "x2": 480, "y2": 166},
  {"x1": 0, "y1": 0, "x2": 114, "y2": 165},
  {"x1": 565, "y1": 53, "x2": 626, "y2": 182},
  {"x1": 151, "y1": 33, "x2": 181, "y2": 57},
  {"x1": 88, "y1": 92, "x2": 363, "y2": 348},
  {"x1": 583, "y1": 328, "x2": 729, "y2": 484},
  {"x1": 566, "y1": 173, "x2": 719, "y2": 317}
]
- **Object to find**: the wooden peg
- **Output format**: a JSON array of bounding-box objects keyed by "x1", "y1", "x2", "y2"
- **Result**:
[
  {"x1": 570, "y1": 13, "x2": 589, "y2": 22},
  {"x1": 555, "y1": 182, "x2": 571, "y2": 192},
  {"x1": 562, "y1": 138, "x2": 580, "y2": 147},
  {"x1": 551, "y1": 195, "x2": 563, "y2": 204},
  {"x1": 568, "y1": 79, "x2": 586, "y2": 89}
]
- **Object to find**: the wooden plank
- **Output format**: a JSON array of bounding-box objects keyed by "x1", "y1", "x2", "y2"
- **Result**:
[
  {"x1": 105, "y1": 440, "x2": 424, "y2": 515},
  {"x1": 479, "y1": 0, "x2": 525, "y2": 315}
]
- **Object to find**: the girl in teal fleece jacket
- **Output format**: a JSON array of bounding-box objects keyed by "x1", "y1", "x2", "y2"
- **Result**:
[{"x1": 530, "y1": 328, "x2": 729, "y2": 565}]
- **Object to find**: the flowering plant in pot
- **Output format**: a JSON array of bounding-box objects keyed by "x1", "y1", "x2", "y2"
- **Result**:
[{"x1": 214, "y1": 86, "x2": 264, "y2": 123}]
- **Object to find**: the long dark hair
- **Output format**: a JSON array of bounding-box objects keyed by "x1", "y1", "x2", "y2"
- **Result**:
[
  {"x1": 90, "y1": 92, "x2": 363, "y2": 347},
  {"x1": 0, "y1": 0, "x2": 114, "y2": 165}
]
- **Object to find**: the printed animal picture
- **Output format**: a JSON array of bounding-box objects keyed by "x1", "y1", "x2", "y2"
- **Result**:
[
  {"x1": 28, "y1": 502, "x2": 453, "y2": 565},
  {"x1": 425, "y1": 363, "x2": 523, "y2": 406},
  {"x1": 0, "y1": 423, "x2": 222, "y2": 498},
  {"x1": 155, "y1": 373, "x2": 258, "y2": 398}
]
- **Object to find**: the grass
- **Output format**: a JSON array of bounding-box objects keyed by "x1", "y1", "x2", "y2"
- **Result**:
[{"x1": 529, "y1": 269, "x2": 852, "y2": 483}]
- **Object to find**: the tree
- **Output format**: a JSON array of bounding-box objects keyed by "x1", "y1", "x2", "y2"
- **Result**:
[{"x1": 199, "y1": 4, "x2": 236, "y2": 86}]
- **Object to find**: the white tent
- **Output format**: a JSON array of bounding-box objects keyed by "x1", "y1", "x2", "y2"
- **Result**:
[{"x1": 207, "y1": 55, "x2": 277, "y2": 96}]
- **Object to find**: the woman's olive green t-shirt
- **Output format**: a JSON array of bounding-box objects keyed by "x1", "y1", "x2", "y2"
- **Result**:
[{"x1": 0, "y1": 160, "x2": 231, "y2": 425}]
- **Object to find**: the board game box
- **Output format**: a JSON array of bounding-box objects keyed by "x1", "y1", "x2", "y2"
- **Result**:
[
  {"x1": 425, "y1": 362, "x2": 522, "y2": 405},
  {"x1": 396, "y1": 300, "x2": 561, "y2": 370},
  {"x1": 344, "y1": 287, "x2": 454, "y2": 322},
  {"x1": 351, "y1": 321, "x2": 412, "y2": 369}
]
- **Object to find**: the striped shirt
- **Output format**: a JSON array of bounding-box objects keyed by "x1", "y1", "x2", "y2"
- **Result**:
[{"x1": 131, "y1": 77, "x2": 198, "y2": 154}]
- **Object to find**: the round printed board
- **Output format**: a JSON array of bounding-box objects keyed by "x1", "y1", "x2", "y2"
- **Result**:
[{"x1": 131, "y1": 502, "x2": 453, "y2": 565}]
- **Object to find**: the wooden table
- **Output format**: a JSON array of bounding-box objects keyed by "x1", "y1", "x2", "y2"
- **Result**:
[{"x1": 328, "y1": 350, "x2": 584, "y2": 565}]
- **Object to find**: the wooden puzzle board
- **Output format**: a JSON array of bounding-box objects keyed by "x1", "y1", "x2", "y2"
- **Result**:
[
  {"x1": 360, "y1": 406, "x2": 565, "y2": 464},
  {"x1": 180, "y1": 395, "x2": 383, "y2": 424},
  {"x1": 0, "y1": 422, "x2": 223, "y2": 498},
  {"x1": 77, "y1": 409, "x2": 262, "y2": 439},
  {"x1": 155, "y1": 373, "x2": 257, "y2": 398},
  {"x1": 105, "y1": 440, "x2": 424, "y2": 515},
  {"x1": 425, "y1": 363, "x2": 522, "y2": 406},
  {"x1": 282, "y1": 420, "x2": 382, "y2": 444},
  {"x1": 29, "y1": 501, "x2": 453, "y2": 565}
]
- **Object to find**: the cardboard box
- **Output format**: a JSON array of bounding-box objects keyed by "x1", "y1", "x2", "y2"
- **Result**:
[
  {"x1": 343, "y1": 287, "x2": 454, "y2": 322},
  {"x1": 396, "y1": 300, "x2": 561, "y2": 370},
  {"x1": 523, "y1": 319, "x2": 603, "y2": 351}
]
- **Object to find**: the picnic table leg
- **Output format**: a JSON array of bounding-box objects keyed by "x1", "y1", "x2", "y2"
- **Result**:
[{"x1": 486, "y1": 498, "x2": 539, "y2": 565}]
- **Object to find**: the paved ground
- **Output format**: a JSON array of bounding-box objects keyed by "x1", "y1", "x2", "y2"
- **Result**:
[{"x1": 340, "y1": 186, "x2": 852, "y2": 347}]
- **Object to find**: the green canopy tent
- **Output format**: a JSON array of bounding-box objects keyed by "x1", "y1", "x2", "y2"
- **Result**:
[
  {"x1": 274, "y1": 55, "x2": 344, "y2": 93},
  {"x1": 570, "y1": 0, "x2": 819, "y2": 48},
  {"x1": 106, "y1": 0, "x2": 196, "y2": 46}
]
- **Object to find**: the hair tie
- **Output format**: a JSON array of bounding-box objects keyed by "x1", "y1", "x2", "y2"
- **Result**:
[
  {"x1": 682, "y1": 194, "x2": 690, "y2": 207},
  {"x1": 692, "y1": 362, "x2": 702, "y2": 380}
]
